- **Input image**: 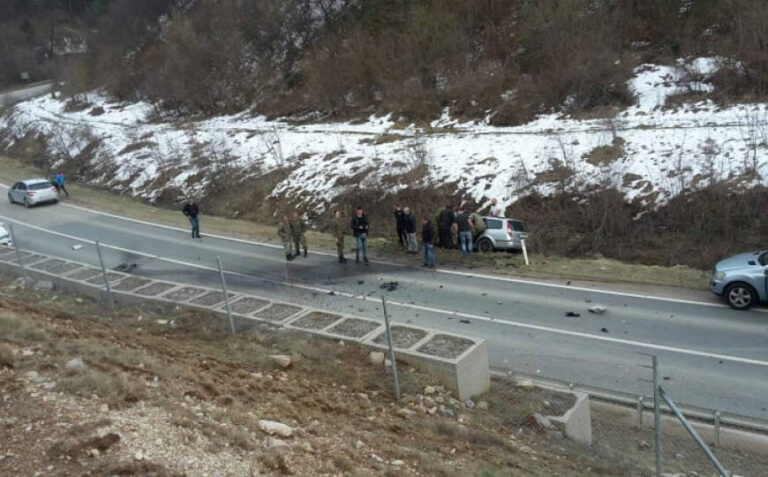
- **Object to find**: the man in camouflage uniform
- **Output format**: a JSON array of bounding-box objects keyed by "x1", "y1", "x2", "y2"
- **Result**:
[
  {"x1": 290, "y1": 211, "x2": 308, "y2": 258},
  {"x1": 278, "y1": 216, "x2": 294, "y2": 261},
  {"x1": 332, "y1": 210, "x2": 347, "y2": 263}
]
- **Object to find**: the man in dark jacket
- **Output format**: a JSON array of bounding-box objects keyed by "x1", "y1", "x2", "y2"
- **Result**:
[
  {"x1": 182, "y1": 198, "x2": 200, "y2": 239},
  {"x1": 421, "y1": 217, "x2": 436, "y2": 268},
  {"x1": 350, "y1": 206, "x2": 370, "y2": 264},
  {"x1": 439, "y1": 205, "x2": 455, "y2": 249},
  {"x1": 403, "y1": 207, "x2": 417, "y2": 253},
  {"x1": 394, "y1": 205, "x2": 407, "y2": 249},
  {"x1": 455, "y1": 207, "x2": 475, "y2": 258}
]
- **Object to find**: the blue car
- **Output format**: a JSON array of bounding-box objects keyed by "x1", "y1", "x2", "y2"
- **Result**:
[{"x1": 710, "y1": 251, "x2": 768, "y2": 310}]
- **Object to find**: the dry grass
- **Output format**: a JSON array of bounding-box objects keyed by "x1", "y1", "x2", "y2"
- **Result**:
[
  {"x1": 0, "y1": 311, "x2": 49, "y2": 343},
  {"x1": 59, "y1": 369, "x2": 147, "y2": 408}
]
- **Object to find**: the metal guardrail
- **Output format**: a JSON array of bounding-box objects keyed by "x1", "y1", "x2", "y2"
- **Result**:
[{"x1": 493, "y1": 369, "x2": 768, "y2": 436}]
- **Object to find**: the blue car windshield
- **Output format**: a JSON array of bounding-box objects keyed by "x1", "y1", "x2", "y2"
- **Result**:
[{"x1": 759, "y1": 252, "x2": 768, "y2": 267}]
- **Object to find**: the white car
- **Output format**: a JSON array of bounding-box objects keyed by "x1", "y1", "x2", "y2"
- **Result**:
[
  {"x1": 7, "y1": 178, "x2": 59, "y2": 207},
  {"x1": 0, "y1": 222, "x2": 11, "y2": 247}
]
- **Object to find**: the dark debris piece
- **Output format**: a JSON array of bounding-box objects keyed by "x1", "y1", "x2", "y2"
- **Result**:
[
  {"x1": 379, "y1": 281, "x2": 399, "y2": 292},
  {"x1": 600, "y1": 327, "x2": 609, "y2": 333},
  {"x1": 565, "y1": 312, "x2": 580, "y2": 317}
]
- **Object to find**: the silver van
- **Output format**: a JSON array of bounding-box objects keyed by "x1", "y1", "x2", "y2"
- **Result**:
[{"x1": 475, "y1": 217, "x2": 529, "y2": 252}]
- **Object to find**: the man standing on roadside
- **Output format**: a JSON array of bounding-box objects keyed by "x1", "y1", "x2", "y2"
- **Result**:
[
  {"x1": 290, "y1": 211, "x2": 308, "y2": 258},
  {"x1": 182, "y1": 198, "x2": 200, "y2": 239},
  {"x1": 278, "y1": 216, "x2": 294, "y2": 261},
  {"x1": 332, "y1": 210, "x2": 347, "y2": 263},
  {"x1": 455, "y1": 207, "x2": 475, "y2": 258},
  {"x1": 394, "y1": 205, "x2": 407, "y2": 249},
  {"x1": 54, "y1": 171, "x2": 69, "y2": 198},
  {"x1": 403, "y1": 207, "x2": 417, "y2": 253},
  {"x1": 421, "y1": 217, "x2": 436, "y2": 268},
  {"x1": 351, "y1": 206, "x2": 370, "y2": 264},
  {"x1": 439, "y1": 205, "x2": 455, "y2": 249}
]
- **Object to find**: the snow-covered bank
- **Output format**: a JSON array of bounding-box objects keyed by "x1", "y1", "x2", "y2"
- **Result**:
[{"x1": 2, "y1": 58, "x2": 768, "y2": 213}]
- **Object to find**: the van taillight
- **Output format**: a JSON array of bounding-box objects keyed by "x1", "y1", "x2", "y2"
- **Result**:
[{"x1": 507, "y1": 221, "x2": 514, "y2": 238}]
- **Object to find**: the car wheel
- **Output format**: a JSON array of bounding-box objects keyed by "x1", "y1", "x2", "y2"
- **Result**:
[
  {"x1": 724, "y1": 282, "x2": 758, "y2": 310},
  {"x1": 477, "y1": 238, "x2": 494, "y2": 253}
]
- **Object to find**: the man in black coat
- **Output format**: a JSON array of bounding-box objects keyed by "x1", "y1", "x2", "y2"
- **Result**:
[
  {"x1": 403, "y1": 207, "x2": 417, "y2": 253},
  {"x1": 439, "y1": 205, "x2": 455, "y2": 249},
  {"x1": 350, "y1": 206, "x2": 370, "y2": 264},
  {"x1": 422, "y1": 217, "x2": 436, "y2": 268},
  {"x1": 182, "y1": 198, "x2": 200, "y2": 239},
  {"x1": 394, "y1": 205, "x2": 407, "y2": 248}
]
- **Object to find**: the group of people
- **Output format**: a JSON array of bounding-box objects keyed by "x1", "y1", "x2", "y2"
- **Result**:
[
  {"x1": 182, "y1": 196, "x2": 503, "y2": 269},
  {"x1": 395, "y1": 198, "x2": 503, "y2": 261},
  {"x1": 278, "y1": 212, "x2": 310, "y2": 260}
]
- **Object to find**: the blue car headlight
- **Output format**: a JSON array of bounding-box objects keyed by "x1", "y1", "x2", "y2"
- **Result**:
[{"x1": 715, "y1": 271, "x2": 726, "y2": 281}]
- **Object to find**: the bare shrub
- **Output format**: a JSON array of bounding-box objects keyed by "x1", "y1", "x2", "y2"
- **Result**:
[{"x1": 0, "y1": 343, "x2": 13, "y2": 368}]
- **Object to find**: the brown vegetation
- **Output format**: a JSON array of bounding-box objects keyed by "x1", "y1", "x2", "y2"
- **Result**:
[
  {"x1": 34, "y1": 0, "x2": 767, "y2": 125},
  {"x1": 508, "y1": 183, "x2": 768, "y2": 270}
]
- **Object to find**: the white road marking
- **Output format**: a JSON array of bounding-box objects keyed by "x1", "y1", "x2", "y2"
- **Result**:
[{"x1": 3, "y1": 212, "x2": 768, "y2": 368}]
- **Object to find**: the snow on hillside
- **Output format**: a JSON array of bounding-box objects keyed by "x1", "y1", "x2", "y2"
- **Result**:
[{"x1": 2, "y1": 57, "x2": 768, "y2": 214}]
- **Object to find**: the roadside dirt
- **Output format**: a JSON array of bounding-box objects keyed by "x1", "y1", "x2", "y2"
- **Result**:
[{"x1": 1, "y1": 276, "x2": 766, "y2": 476}]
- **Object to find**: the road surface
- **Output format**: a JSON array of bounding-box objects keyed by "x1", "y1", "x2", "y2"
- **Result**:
[
  {"x1": 0, "y1": 191, "x2": 766, "y2": 420},
  {"x1": 0, "y1": 82, "x2": 53, "y2": 107}
]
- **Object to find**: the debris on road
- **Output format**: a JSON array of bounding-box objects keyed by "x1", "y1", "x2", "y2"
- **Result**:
[
  {"x1": 113, "y1": 263, "x2": 137, "y2": 273},
  {"x1": 565, "y1": 312, "x2": 580, "y2": 317},
  {"x1": 379, "y1": 281, "x2": 399, "y2": 291},
  {"x1": 600, "y1": 328, "x2": 609, "y2": 333},
  {"x1": 588, "y1": 305, "x2": 607, "y2": 315},
  {"x1": 357, "y1": 280, "x2": 364, "y2": 285},
  {"x1": 327, "y1": 291, "x2": 336, "y2": 296},
  {"x1": 71, "y1": 244, "x2": 83, "y2": 250},
  {"x1": 459, "y1": 319, "x2": 471, "y2": 324}
]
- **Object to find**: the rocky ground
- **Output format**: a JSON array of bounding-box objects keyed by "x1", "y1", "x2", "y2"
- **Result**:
[{"x1": 0, "y1": 276, "x2": 766, "y2": 476}]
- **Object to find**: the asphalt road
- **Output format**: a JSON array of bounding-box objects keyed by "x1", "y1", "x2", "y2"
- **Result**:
[
  {"x1": 0, "y1": 82, "x2": 52, "y2": 107},
  {"x1": 0, "y1": 192, "x2": 767, "y2": 420}
]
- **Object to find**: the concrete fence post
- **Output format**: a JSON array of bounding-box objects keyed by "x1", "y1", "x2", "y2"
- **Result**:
[{"x1": 636, "y1": 396, "x2": 644, "y2": 428}]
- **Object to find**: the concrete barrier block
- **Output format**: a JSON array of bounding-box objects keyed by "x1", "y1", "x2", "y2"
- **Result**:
[{"x1": 547, "y1": 391, "x2": 592, "y2": 446}]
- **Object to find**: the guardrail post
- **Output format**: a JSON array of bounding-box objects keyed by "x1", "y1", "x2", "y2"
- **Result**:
[
  {"x1": 381, "y1": 296, "x2": 401, "y2": 400},
  {"x1": 636, "y1": 396, "x2": 644, "y2": 428},
  {"x1": 95, "y1": 240, "x2": 114, "y2": 312},
  {"x1": 652, "y1": 355, "x2": 662, "y2": 477},
  {"x1": 216, "y1": 256, "x2": 236, "y2": 336},
  {"x1": 7, "y1": 224, "x2": 28, "y2": 286},
  {"x1": 714, "y1": 411, "x2": 721, "y2": 448},
  {"x1": 521, "y1": 239, "x2": 530, "y2": 267}
]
